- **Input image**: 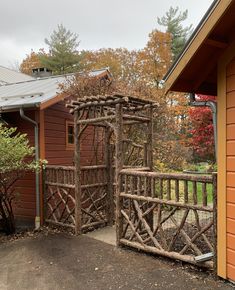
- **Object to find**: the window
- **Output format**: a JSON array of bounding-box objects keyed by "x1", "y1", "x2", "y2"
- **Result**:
[{"x1": 66, "y1": 121, "x2": 74, "y2": 148}]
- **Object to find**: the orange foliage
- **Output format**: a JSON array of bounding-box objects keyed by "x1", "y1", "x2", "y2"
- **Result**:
[{"x1": 20, "y1": 49, "x2": 47, "y2": 75}]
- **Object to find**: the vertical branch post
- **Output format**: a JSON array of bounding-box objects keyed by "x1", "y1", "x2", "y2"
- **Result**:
[
  {"x1": 147, "y1": 106, "x2": 153, "y2": 170},
  {"x1": 146, "y1": 106, "x2": 154, "y2": 229},
  {"x1": 105, "y1": 127, "x2": 114, "y2": 225},
  {"x1": 115, "y1": 103, "x2": 123, "y2": 246},
  {"x1": 74, "y1": 110, "x2": 82, "y2": 235}
]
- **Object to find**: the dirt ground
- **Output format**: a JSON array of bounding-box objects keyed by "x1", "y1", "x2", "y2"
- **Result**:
[{"x1": 0, "y1": 229, "x2": 234, "y2": 290}]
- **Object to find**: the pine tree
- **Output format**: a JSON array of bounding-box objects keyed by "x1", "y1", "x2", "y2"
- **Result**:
[
  {"x1": 157, "y1": 7, "x2": 193, "y2": 60},
  {"x1": 40, "y1": 24, "x2": 80, "y2": 75}
]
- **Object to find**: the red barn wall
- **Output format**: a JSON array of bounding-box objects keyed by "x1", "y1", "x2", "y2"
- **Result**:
[
  {"x1": 44, "y1": 100, "x2": 104, "y2": 166},
  {"x1": 5, "y1": 111, "x2": 36, "y2": 222},
  {"x1": 3, "y1": 100, "x2": 104, "y2": 224}
]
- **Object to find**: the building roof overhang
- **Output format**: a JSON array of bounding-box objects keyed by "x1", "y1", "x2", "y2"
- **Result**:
[
  {"x1": 0, "y1": 68, "x2": 112, "y2": 112},
  {"x1": 163, "y1": 0, "x2": 235, "y2": 96}
]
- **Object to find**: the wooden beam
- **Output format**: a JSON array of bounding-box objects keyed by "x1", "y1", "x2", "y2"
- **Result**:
[
  {"x1": 192, "y1": 51, "x2": 219, "y2": 92},
  {"x1": 165, "y1": 0, "x2": 233, "y2": 93},
  {"x1": 76, "y1": 115, "x2": 116, "y2": 125},
  {"x1": 205, "y1": 38, "x2": 228, "y2": 49}
]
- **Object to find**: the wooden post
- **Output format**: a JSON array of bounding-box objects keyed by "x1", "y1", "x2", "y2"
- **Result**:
[
  {"x1": 115, "y1": 103, "x2": 123, "y2": 246},
  {"x1": 43, "y1": 167, "x2": 47, "y2": 224},
  {"x1": 105, "y1": 127, "x2": 114, "y2": 226},
  {"x1": 74, "y1": 110, "x2": 82, "y2": 235},
  {"x1": 147, "y1": 107, "x2": 153, "y2": 171},
  {"x1": 144, "y1": 142, "x2": 148, "y2": 167},
  {"x1": 212, "y1": 172, "x2": 217, "y2": 273},
  {"x1": 146, "y1": 106, "x2": 154, "y2": 229}
]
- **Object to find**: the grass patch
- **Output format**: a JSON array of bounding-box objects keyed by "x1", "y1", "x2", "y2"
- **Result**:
[{"x1": 187, "y1": 181, "x2": 213, "y2": 204}]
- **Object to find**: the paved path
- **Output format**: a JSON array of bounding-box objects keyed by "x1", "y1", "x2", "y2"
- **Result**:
[{"x1": 0, "y1": 232, "x2": 234, "y2": 290}]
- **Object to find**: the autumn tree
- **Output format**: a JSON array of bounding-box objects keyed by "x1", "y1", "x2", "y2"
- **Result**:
[
  {"x1": 157, "y1": 7, "x2": 193, "y2": 60},
  {"x1": 20, "y1": 49, "x2": 46, "y2": 75},
  {"x1": 65, "y1": 30, "x2": 189, "y2": 170},
  {"x1": 40, "y1": 24, "x2": 81, "y2": 75},
  {"x1": 188, "y1": 95, "x2": 216, "y2": 163}
]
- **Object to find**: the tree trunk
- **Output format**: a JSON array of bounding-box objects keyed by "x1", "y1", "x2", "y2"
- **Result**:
[{"x1": 0, "y1": 198, "x2": 15, "y2": 235}]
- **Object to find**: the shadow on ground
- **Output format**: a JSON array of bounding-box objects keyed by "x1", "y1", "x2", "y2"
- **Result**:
[{"x1": 0, "y1": 232, "x2": 234, "y2": 290}]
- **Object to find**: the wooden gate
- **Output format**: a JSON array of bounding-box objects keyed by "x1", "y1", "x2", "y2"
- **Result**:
[
  {"x1": 117, "y1": 169, "x2": 217, "y2": 268},
  {"x1": 44, "y1": 165, "x2": 112, "y2": 232}
]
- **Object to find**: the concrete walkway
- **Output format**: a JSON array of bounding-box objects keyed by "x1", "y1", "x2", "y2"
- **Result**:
[
  {"x1": 86, "y1": 226, "x2": 116, "y2": 245},
  {"x1": 0, "y1": 232, "x2": 234, "y2": 290}
]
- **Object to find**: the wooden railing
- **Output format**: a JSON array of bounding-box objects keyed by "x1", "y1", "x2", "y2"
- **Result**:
[{"x1": 118, "y1": 169, "x2": 217, "y2": 268}]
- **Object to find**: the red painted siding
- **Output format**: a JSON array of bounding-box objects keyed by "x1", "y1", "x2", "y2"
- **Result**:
[
  {"x1": 4, "y1": 99, "x2": 104, "y2": 223},
  {"x1": 5, "y1": 111, "x2": 36, "y2": 221},
  {"x1": 44, "y1": 101, "x2": 104, "y2": 166}
]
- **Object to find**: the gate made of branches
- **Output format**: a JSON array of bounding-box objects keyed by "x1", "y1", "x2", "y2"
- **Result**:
[
  {"x1": 119, "y1": 169, "x2": 217, "y2": 269},
  {"x1": 43, "y1": 93, "x2": 217, "y2": 269}
]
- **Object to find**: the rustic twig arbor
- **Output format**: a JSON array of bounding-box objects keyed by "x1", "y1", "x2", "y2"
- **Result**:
[
  {"x1": 67, "y1": 94, "x2": 157, "y2": 236},
  {"x1": 44, "y1": 93, "x2": 217, "y2": 269}
]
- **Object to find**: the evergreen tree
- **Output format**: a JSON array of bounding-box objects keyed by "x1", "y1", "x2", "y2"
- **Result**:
[
  {"x1": 40, "y1": 24, "x2": 80, "y2": 75},
  {"x1": 157, "y1": 7, "x2": 193, "y2": 60}
]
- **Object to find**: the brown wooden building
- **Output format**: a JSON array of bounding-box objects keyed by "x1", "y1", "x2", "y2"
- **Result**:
[
  {"x1": 163, "y1": 0, "x2": 235, "y2": 282},
  {"x1": 0, "y1": 68, "x2": 111, "y2": 226}
]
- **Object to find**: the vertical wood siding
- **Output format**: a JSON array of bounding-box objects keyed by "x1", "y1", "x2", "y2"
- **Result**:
[
  {"x1": 226, "y1": 58, "x2": 235, "y2": 280},
  {"x1": 44, "y1": 101, "x2": 101, "y2": 166},
  {"x1": 6, "y1": 111, "x2": 36, "y2": 220},
  {"x1": 4, "y1": 100, "x2": 104, "y2": 222}
]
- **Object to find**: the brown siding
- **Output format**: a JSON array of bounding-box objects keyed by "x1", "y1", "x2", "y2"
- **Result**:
[
  {"x1": 44, "y1": 101, "x2": 74, "y2": 165},
  {"x1": 44, "y1": 101, "x2": 103, "y2": 166},
  {"x1": 5, "y1": 111, "x2": 36, "y2": 221},
  {"x1": 3, "y1": 100, "x2": 104, "y2": 223},
  {"x1": 226, "y1": 58, "x2": 235, "y2": 279}
]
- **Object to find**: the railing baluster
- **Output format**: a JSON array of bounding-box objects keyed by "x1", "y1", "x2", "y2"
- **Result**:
[
  {"x1": 124, "y1": 175, "x2": 128, "y2": 193},
  {"x1": 151, "y1": 177, "x2": 156, "y2": 197},
  {"x1": 184, "y1": 180, "x2": 188, "y2": 203},
  {"x1": 144, "y1": 176, "x2": 148, "y2": 196},
  {"x1": 167, "y1": 179, "x2": 171, "y2": 200},
  {"x1": 192, "y1": 181, "x2": 197, "y2": 205},
  {"x1": 202, "y1": 182, "x2": 207, "y2": 206},
  {"x1": 137, "y1": 176, "x2": 141, "y2": 195},
  {"x1": 159, "y1": 179, "x2": 163, "y2": 199},
  {"x1": 175, "y1": 179, "x2": 179, "y2": 202}
]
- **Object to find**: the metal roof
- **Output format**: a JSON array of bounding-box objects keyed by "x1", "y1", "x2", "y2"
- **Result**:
[
  {"x1": 0, "y1": 68, "x2": 111, "y2": 112},
  {"x1": 0, "y1": 66, "x2": 34, "y2": 84}
]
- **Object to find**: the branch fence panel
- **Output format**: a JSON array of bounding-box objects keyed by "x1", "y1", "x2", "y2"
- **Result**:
[
  {"x1": 44, "y1": 165, "x2": 109, "y2": 231},
  {"x1": 118, "y1": 169, "x2": 217, "y2": 269}
]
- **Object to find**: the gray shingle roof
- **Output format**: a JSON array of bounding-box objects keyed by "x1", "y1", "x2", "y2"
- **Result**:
[{"x1": 0, "y1": 68, "x2": 110, "y2": 112}]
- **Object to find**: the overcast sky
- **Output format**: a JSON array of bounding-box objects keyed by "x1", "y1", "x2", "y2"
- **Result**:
[{"x1": 0, "y1": 0, "x2": 214, "y2": 69}]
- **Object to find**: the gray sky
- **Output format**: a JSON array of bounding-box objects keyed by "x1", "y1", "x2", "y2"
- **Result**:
[{"x1": 0, "y1": 0, "x2": 214, "y2": 68}]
